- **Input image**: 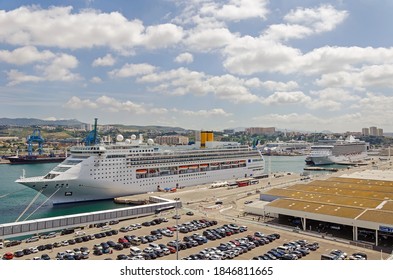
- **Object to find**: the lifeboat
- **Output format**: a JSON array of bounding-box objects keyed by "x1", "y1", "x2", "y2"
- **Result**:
[
  {"x1": 188, "y1": 165, "x2": 198, "y2": 169},
  {"x1": 179, "y1": 166, "x2": 188, "y2": 170},
  {"x1": 136, "y1": 169, "x2": 147, "y2": 174},
  {"x1": 200, "y1": 164, "x2": 208, "y2": 168}
]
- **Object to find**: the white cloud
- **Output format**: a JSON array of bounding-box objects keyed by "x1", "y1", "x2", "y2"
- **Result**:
[
  {"x1": 6, "y1": 69, "x2": 43, "y2": 86},
  {"x1": 173, "y1": 108, "x2": 232, "y2": 117},
  {"x1": 141, "y1": 24, "x2": 183, "y2": 49},
  {"x1": 245, "y1": 78, "x2": 299, "y2": 91},
  {"x1": 316, "y1": 64, "x2": 393, "y2": 89},
  {"x1": 185, "y1": 27, "x2": 238, "y2": 51},
  {"x1": 90, "y1": 76, "x2": 102, "y2": 83},
  {"x1": 137, "y1": 67, "x2": 260, "y2": 103},
  {"x1": 0, "y1": 46, "x2": 55, "y2": 65},
  {"x1": 174, "y1": 52, "x2": 194, "y2": 64},
  {"x1": 64, "y1": 95, "x2": 167, "y2": 115},
  {"x1": 64, "y1": 96, "x2": 98, "y2": 109},
  {"x1": 262, "y1": 91, "x2": 311, "y2": 105},
  {"x1": 109, "y1": 63, "x2": 156, "y2": 78},
  {"x1": 284, "y1": 4, "x2": 348, "y2": 33},
  {"x1": 0, "y1": 6, "x2": 183, "y2": 51},
  {"x1": 3, "y1": 48, "x2": 81, "y2": 86},
  {"x1": 223, "y1": 37, "x2": 301, "y2": 75},
  {"x1": 92, "y1": 54, "x2": 115, "y2": 67},
  {"x1": 200, "y1": 0, "x2": 269, "y2": 22},
  {"x1": 263, "y1": 24, "x2": 313, "y2": 41}
]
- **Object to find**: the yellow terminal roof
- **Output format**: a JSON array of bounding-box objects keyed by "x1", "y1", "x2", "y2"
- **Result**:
[{"x1": 263, "y1": 177, "x2": 393, "y2": 227}]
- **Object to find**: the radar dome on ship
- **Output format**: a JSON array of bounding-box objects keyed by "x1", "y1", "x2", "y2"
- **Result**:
[
  {"x1": 125, "y1": 139, "x2": 131, "y2": 144},
  {"x1": 131, "y1": 134, "x2": 137, "y2": 140},
  {"x1": 116, "y1": 134, "x2": 124, "y2": 142},
  {"x1": 147, "y1": 139, "x2": 154, "y2": 145}
]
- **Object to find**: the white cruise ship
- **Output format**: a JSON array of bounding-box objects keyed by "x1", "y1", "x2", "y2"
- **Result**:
[
  {"x1": 16, "y1": 131, "x2": 265, "y2": 204},
  {"x1": 305, "y1": 135, "x2": 368, "y2": 165}
]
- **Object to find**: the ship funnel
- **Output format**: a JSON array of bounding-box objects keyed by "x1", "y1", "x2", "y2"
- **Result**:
[{"x1": 200, "y1": 131, "x2": 214, "y2": 148}]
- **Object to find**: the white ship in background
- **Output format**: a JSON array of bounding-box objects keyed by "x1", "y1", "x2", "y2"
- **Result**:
[
  {"x1": 16, "y1": 122, "x2": 265, "y2": 204},
  {"x1": 305, "y1": 135, "x2": 368, "y2": 165}
]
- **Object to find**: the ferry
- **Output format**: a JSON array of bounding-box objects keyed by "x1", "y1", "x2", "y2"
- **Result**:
[{"x1": 16, "y1": 130, "x2": 265, "y2": 204}]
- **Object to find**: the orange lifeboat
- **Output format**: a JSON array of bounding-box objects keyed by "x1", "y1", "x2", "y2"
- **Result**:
[
  {"x1": 136, "y1": 169, "x2": 147, "y2": 174},
  {"x1": 179, "y1": 166, "x2": 188, "y2": 170}
]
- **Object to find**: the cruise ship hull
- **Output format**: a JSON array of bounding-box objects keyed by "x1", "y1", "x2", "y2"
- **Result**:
[
  {"x1": 17, "y1": 166, "x2": 262, "y2": 204},
  {"x1": 16, "y1": 141, "x2": 265, "y2": 204}
]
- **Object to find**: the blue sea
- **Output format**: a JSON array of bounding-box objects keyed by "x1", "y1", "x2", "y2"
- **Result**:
[{"x1": 0, "y1": 156, "x2": 343, "y2": 224}]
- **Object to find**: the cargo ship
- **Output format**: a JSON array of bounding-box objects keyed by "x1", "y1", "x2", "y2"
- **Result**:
[{"x1": 8, "y1": 154, "x2": 67, "y2": 164}]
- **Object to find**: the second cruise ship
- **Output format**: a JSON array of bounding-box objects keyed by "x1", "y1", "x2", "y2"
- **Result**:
[{"x1": 305, "y1": 135, "x2": 368, "y2": 165}]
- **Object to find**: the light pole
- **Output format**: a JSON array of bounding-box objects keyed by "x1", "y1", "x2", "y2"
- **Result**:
[{"x1": 174, "y1": 198, "x2": 179, "y2": 260}]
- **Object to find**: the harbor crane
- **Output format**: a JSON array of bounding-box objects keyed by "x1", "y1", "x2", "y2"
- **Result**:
[{"x1": 26, "y1": 129, "x2": 44, "y2": 155}]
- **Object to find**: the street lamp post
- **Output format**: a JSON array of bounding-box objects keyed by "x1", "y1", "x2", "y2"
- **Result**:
[{"x1": 174, "y1": 198, "x2": 179, "y2": 260}]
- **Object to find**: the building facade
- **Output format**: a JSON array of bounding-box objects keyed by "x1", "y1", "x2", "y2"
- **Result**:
[
  {"x1": 246, "y1": 127, "x2": 276, "y2": 135},
  {"x1": 155, "y1": 135, "x2": 189, "y2": 145}
]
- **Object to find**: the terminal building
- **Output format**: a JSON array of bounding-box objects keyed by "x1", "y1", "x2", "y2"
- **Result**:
[{"x1": 245, "y1": 170, "x2": 393, "y2": 251}]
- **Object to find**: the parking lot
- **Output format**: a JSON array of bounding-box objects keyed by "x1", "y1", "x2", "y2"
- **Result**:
[{"x1": 0, "y1": 208, "x2": 383, "y2": 260}]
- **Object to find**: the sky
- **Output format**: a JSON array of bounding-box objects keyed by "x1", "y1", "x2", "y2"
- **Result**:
[{"x1": 1, "y1": 0, "x2": 393, "y2": 132}]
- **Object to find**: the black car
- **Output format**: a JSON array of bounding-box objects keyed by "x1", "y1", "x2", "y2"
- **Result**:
[
  {"x1": 41, "y1": 254, "x2": 51, "y2": 260},
  {"x1": 68, "y1": 239, "x2": 76, "y2": 245},
  {"x1": 117, "y1": 254, "x2": 128, "y2": 260},
  {"x1": 14, "y1": 250, "x2": 24, "y2": 258}
]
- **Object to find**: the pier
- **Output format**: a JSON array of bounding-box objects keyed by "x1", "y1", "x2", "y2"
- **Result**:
[
  {"x1": 303, "y1": 166, "x2": 339, "y2": 172},
  {"x1": 0, "y1": 196, "x2": 180, "y2": 240}
]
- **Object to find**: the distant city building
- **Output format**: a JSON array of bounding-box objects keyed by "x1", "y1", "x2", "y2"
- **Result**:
[
  {"x1": 223, "y1": 129, "x2": 235, "y2": 135},
  {"x1": 370, "y1": 126, "x2": 378, "y2": 136},
  {"x1": 378, "y1": 128, "x2": 384, "y2": 136},
  {"x1": 155, "y1": 135, "x2": 189, "y2": 145},
  {"x1": 246, "y1": 127, "x2": 275, "y2": 135},
  {"x1": 362, "y1": 128, "x2": 369, "y2": 136},
  {"x1": 0, "y1": 136, "x2": 19, "y2": 141}
]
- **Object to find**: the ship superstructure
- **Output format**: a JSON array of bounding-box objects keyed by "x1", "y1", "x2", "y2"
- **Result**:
[
  {"x1": 16, "y1": 131, "x2": 265, "y2": 204},
  {"x1": 305, "y1": 136, "x2": 368, "y2": 165}
]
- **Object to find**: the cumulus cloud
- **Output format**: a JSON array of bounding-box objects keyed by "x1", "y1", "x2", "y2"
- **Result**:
[
  {"x1": 262, "y1": 91, "x2": 311, "y2": 105},
  {"x1": 109, "y1": 63, "x2": 156, "y2": 78},
  {"x1": 90, "y1": 76, "x2": 102, "y2": 83},
  {"x1": 136, "y1": 67, "x2": 260, "y2": 103},
  {"x1": 200, "y1": 0, "x2": 269, "y2": 22},
  {"x1": 284, "y1": 4, "x2": 348, "y2": 33},
  {"x1": 5, "y1": 52, "x2": 80, "y2": 85},
  {"x1": 316, "y1": 64, "x2": 393, "y2": 89},
  {"x1": 173, "y1": 108, "x2": 232, "y2": 117},
  {"x1": 174, "y1": 52, "x2": 193, "y2": 64},
  {"x1": 92, "y1": 54, "x2": 115, "y2": 67},
  {"x1": 64, "y1": 95, "x2": 167, "y2": 114},
  {"x1": 0, "y1": 6, "x2": 183, "y2": 51},
  {"x1": 0, "y1": 46, "x2": 55, "y2": 65},
  {"x1": 64, "y1": 96, "x2": 98, "y2": 109},
  {"x1": 185, "y1": 27, "x2": 238, "y2": 51}
]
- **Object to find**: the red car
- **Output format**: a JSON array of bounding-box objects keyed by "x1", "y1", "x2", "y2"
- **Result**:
[
  {"x1": 167, "y1": 246, "x2": 177, "y2": 254},
  {"x1": 3, "y1": 252, "x2": 14, "y2": 260},
  {"x1": 118, "y1": 237, "x2": 128, "y2": 244}
]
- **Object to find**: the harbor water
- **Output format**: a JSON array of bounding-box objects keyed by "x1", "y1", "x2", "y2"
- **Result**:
[{"x1": 0, "y1": 156, "x2": 344, "y2": 224}]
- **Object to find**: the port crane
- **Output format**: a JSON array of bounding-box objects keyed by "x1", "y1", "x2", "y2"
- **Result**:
[{"x1": 26, "y1": 129, "x2": 44, "y2": 155}]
